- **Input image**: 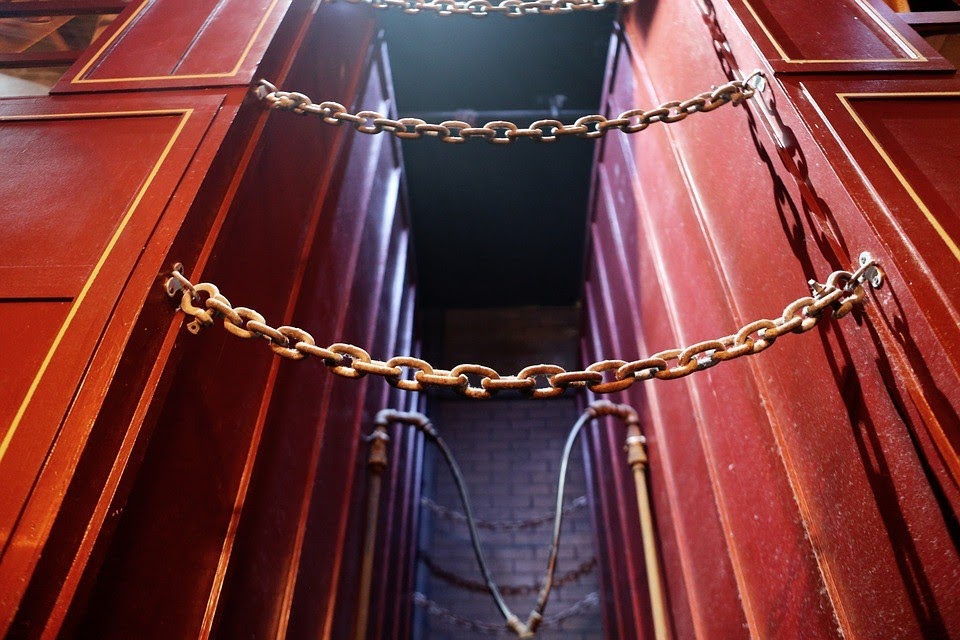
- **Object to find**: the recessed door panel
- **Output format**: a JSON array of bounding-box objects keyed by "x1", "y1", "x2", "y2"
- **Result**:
[{"x1": 0, "y1": 94, "x2": 221, "y2": 633}]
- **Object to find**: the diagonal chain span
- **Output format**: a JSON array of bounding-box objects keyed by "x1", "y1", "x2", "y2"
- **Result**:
[
  {"x1": 164, "y1": 254, "x2": 883, "y2": 399},
  {"x1": 335, "y1": 0, "x2": 633, "y2": 17},
  {"x1": 422, "y1": 495, "x2": 588, "y2": 531},
  {"x1": 254, "y1": 73, "x2": 764, "y2": 144},
  {"x1": 413, "y1": 591, "x2": 600, "y2": 635}
]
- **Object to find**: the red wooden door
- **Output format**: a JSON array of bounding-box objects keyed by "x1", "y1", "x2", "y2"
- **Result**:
[
  {"x1": 583, "y1": 1, "x2": 960, "y2": 638},
  {"x1": 1, "y1": 2, "x2": 420, "y2": 637},
  {"x1": 0, "y1": 91, "x2": 225, "y2": 635}
]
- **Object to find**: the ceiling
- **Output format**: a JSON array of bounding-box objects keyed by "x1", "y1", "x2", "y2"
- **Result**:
[{"x1": 379, "y1": 10, "x2": 616, "y2": 307}]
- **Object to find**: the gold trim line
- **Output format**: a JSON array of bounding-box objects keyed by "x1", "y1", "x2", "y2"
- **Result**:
[
  {"x1": 71, "y1": 0, "x2": 280, "y2": 84},
  {"x1": 741, "y1": 0, "x2": 926, "y2": 64},
  {"x1": 0, "y1": 108, "x2": 193, "y2": 466},
  {"x1": 838, "y1": 92, "x2": 960, "y2": 264}
]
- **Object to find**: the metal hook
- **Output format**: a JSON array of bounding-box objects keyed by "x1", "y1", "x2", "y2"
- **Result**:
[
  {"x1": 254, "y1": 79, "x2": 278, "y2": 100},
  {"x1": 857, "y1": 251, "x2": 884, "y2": 289},
  {"x1": 743, "y1": 69, "x2": 767, "y2": 94},
  {"x1": 164, "y1": 263, "x2": 192, "y2": 298}
]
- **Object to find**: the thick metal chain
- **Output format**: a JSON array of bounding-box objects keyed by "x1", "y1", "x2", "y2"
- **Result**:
[
  {"x1": 413, "y1": 591, "x2": 600, "y2": 635},
  {"x1": 335, "y1": 0, "x2": 632, "y2": 17},
  {"x1": 421, "y1": 554, "x2": 597, "y2": 596},
  {"x1": 165, "y1": 255, "x2": 882, "y2": 399},
  {"x1": 422, "y1": 495, "x2": 587, "y2": 531},
  {"x1": 254, "y1": 74, "x2": 763, "y2": 144}
]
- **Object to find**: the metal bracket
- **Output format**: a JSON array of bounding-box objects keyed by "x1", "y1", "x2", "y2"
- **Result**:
[
  {"x1": 164, "y1": 263, "x2": 207, "y2": 334},
  {"x1": 253, "y1": 79, "x2": 276, "y2": 101},
  {"x1": 859, "y1": 251, "x2": 884, "y2": 289},
  {"x1": 164, "y1": 262, "x2": 185, "y2": 297},
  {"x1": 744, "y1": 69, "x2": 767, "y2": 94}
]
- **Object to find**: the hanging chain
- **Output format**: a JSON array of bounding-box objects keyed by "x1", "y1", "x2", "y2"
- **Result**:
[
  {"x1": 335, "y1": 0, "x2": 633, "y2": 17},
  {"x1": 164, "y1": 254, "x2": 882, "y2": 399},
  {"x1": 413, "y1": 591, "x2": 600, "y2": 635},
  {"x1": 254, "y1": 73, "x2": 764, "y2": 144},
  {"x1": 420, "y1": 554, "x2": 597, "y2": 596},
  {"x1": 422, "y1": 495, "x2": 588, "y2": 531}
]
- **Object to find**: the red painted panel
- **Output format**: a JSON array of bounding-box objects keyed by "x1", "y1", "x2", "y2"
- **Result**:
[
  {"x1": 0, "y1": 112, "x2": 191, "y2": 294},
  {"x1": 592, "y1": 168, "x2": 640, "y2": 359},
  {"x1": 601, "y1": 11, "x2": 825, "y2": 636},
  {"x1": 634, "y1": 67, "x2": 960, "y2": 639},
  {"x1": 287, "y1": 149, "x2": 401, "y2": 640},
  {"x1": 805, "y1": 86, "x2": 960, "y2": 317},
  {"x1": 202, "y1": 41, "x2": 404, "y2": 638},
  {"x1": 0, "y1": 1, "x2": 399, "y2": 637},
  {"x1": 589, "y1": 126, "x2": 746, "y2": 639},
  {"x1": 595, "y1": 1, "x2": 960, "y2": 636},
  {"x1": 7, "y1": 91, "x2": 245, "y2": 640},
  {"x1": 325, "y1": 169, "x2": 405, "y2": 640},
  {"x1": 0, "y1": 302, "x2": 70, "y2": 436},
  {"x1": 333, "y1": 229, "x2": 413, "y2": 638},
  {"x1": 70, "y1": 19, "x2": 379, "y2": 638},
  {"x1": 728, "y1": 0, "x2": 952, "y2": 72},
  {"x1": 0, "y1": 93, "x2": 222, "y2": 635},
  {"x1": 56, "y1": 0, "x2": 293, "y2": 89},
  {"x1": 848, "y1": 97, "x2": 960, "y2": 247}
]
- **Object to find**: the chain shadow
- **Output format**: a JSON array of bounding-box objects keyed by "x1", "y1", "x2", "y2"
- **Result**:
[
  {"x1": 868, "y1": 279, "x2": 960, "y2": 540},
  {"x1": 696, "y1": 0, "x2": 850, "y2": 274},
  {"x1": 829, "y1": 315, "x2": 951, "y2": 636},
  {"x1": 805, "y1": 306, "x2": 951, "y2": 636}
]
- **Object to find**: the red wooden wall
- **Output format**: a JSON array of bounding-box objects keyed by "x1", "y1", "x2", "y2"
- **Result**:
[
  {"x1": 0, "y1": 1, "x2": 420, "y2": 637},
  {"x1": 583, "y1": 1, "x2": 960, "y2": 637}
]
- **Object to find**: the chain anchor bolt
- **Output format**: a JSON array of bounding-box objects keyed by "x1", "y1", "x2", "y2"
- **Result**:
[
  {"x1": 253, "y1": 79, "x2": 276, "y2": 100},
  {"x1": 858, "y1": 251, "x2": 884, "y2": 289},
  {"x1": 164, "y1": 263, "x2": 185, "y2": 298},
  {"x1": 744, "y1": 69, "x2": 767, "y2": 94}
]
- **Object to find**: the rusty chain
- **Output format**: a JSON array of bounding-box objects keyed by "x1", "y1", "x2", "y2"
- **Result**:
[
  {"x1": 421, "y1": 554, "x2": 597, "y2": 596},
  {"x1": 335, "y1": 0, "x2": 632, "y2": 16},
  {"x1": 254, "y1": 73, "x2": 763, "y2": 144},
  {"x1": 413, "y1": 591, "x2": 600, "y2": 635},
  {"x1": 422, "y1": 495, "x2": 588, "y2": 531},
  {"x1": 165, "y1": 255, "x2": 882, "y2": 399}
]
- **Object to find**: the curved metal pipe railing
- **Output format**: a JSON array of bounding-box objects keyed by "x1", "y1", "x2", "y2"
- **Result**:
[{"x1": 364, "y1": 401, "x2": 663, "y2": 638}]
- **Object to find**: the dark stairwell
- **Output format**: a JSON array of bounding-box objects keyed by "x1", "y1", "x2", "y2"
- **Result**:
[{"x1": 378, "y1": 9, "x2": 616, "y2": 638}]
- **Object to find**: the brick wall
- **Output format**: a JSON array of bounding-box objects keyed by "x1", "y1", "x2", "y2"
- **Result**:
[{"x1": 413, "y1": 308, "x2": 605, "y2": 639}]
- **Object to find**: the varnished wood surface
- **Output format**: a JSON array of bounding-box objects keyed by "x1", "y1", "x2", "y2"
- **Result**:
[
  {"x1": 729, "y1": 0, "x2": 953, "y2": 72},
  {"x1": 52, "y1": 0, "x2": 293, "y2": 90},
  {"x1": 583, "y1": 0, "x2": 960, "y2": 637},
  {"x1": 0, "y1": 2, "x2": 417, "y2": 637},
  {"x1": 0, "y1": 93, "x2": 226, "y2": 637}
]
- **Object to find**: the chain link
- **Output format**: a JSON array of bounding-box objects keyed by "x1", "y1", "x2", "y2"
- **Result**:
[
  {"x1": 413, "y1": 591, "x2": 600, "y2": 635},
  {"x1": 165, "y1": 257, "x2": 881, "y2": 399},
  {"x1": 335, "y1": 0, "x2": 632, "y2": 17},
  {"x1": 254, "y1": 74, "x2": 763, "y2": 144},
  {"x1": 420, "y1": 554, "x2": 597, "y2": 595},
  {"x1": 422, "y1": 495, "x2": 588, "y2": 531}
]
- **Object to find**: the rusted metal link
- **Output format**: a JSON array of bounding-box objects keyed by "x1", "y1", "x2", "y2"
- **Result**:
[
  {"x1": 374, "y1": 408, "x2": 431, "y2": 429},
  {"x1": 421, "y1": 554, "x2": 597, "y2": 596},
  {"x1": 165, "y1": 255, "x2": 882, "y2": 398},
  {"x1": 254, "y1": 75, "x2": 762, "y2": 144},
  {"x1": 422, "y1": 495, "x2": 588, "y2": 531},
  {"x1": 586, "y1": 399, "x2": 640, "y2": 424},
  {"x1": 413, "y1": 592, "x2": 600, "y2": 636},
  {"x1": 333, "y1": 0, "x2": 632, "y2": 16}
]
